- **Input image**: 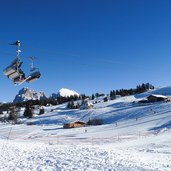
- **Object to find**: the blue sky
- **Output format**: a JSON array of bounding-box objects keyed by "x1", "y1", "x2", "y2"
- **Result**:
[{"x1": 0, "y1": 0, "x2": 171, "y2": 102}]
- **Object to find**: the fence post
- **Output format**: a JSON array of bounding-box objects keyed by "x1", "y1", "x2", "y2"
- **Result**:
[
  {"x1": 138, "y1": 131, "x2": 140, "y2": 138},
  {"x1": 7, "y1": 127, "x2": 12, "y2": 141},
  {"x1": 57, "y1": 135, "x2": 59, "y2": 145}
]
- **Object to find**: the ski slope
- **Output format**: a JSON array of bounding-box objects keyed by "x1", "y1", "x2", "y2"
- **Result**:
[{"x1": 0, "y1": 87, "x2": 171, "y2": 170}]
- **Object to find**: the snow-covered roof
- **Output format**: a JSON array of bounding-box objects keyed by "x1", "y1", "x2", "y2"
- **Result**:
[{"x1": 148, "y1": 94, "x2": 168, "y2": 98}]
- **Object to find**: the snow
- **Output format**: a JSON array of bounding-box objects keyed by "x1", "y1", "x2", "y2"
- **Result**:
[
  {"x1": 50, "y1": 88, "x2": 80, "y2": 99},
  {"x1": 0, "y1": 86, "x2": 171, "y2": 170},
  {"x1": 0, "y1": 141, "x2": 152, "y2": 171},
  {"x1": 149, "y1": 94, "x2": 168, "y2": 98},
  {"x1": 135, "y1": 86, "x2": 171, "y2": 99},
  {"x1": 58, "y1": 88, "x2": 79, "y2": 97},
  {"x1": 0, "y1": 132, "x2": 170, "y2": 171}
]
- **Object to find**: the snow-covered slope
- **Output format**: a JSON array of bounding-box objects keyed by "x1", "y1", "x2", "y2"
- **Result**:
[
  {"x1": 51, "y1": 88, "x2": 79, "y2": 98},
  {"x1": 1, "y1": 86, "x2": 171, "y2": 170},
  {"x1": 13, "y1": 87, "x2": 47, "y2": 103},
  {"x1": 25, "y1": 94, "x2": 170, "y2": 134},
  {"x1": 135, "y1": 86, "x2": 171, "y2": 98},
  {"x1": 151, "y1": 86, "x2": 171, "y2": 95},
  {"x1": 0, "y1": 134, "x2": 170, "y2": 171},
  {"x1": 13, "y1": 86, "x2": 171, "y2": 133}
]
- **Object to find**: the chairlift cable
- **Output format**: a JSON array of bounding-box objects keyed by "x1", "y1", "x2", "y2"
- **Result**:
[{"x1": 0, "y1": 39, "x2": 171, "y2": 79}]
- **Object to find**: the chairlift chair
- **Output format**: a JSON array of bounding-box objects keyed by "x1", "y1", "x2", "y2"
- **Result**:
[
  {"x1": 3, "y1": 65, "x2": 17, "y2": 76},
  {"x1": 26, "y1": 68, "x2": 41, "y2": 83},
  {"x1": 13, "y1": 72, "x2": 25, "y2": 84},
  {"x1": 3, "y1": 40, "x2": 25, "y2": 83},
  {"x1": 3, "y1": 58, "x2": 23, "y2": 78},
  {"x1": 26, "y1": 56, "x2": 41, "y2": 83}
]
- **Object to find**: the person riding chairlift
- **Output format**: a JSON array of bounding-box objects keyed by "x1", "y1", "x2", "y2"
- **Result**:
[{"x1": 13, "y1": 69, "x2": 25, "y2": 84}]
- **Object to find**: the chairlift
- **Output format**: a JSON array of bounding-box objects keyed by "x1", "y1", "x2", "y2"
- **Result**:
[
  {"x1": 26, "y1": 57, "x2": 41, "y2": 83},
  {"x1": 3, "y1": 40, "x2": 26, "y2": 84},
  {"x1": 3, "y1": 40, "x2": 41, "y2": 85},
  {"x1": 3, "y1": 57, "x2": 23, "y2": 77}
]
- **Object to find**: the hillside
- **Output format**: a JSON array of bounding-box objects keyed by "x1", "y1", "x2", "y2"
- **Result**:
[
  {"x1": 135, "y1": 86, "x2": 171, "y2": 98},
  {"x1": 0, "y1": 86, "x2": 171, "y2": 170},
  {"x1": 23, "y1": 90, "x2": 171, "y2": 134}
]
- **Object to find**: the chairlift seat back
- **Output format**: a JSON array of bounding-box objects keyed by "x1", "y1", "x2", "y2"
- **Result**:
[
  {"x1": 8, "y1": 70, "x2": 22, "y2": 79},
  {"x1": 26, "y1": 71, "x2": 41, "y2": 83},
  {"x1": 3, "y1": 66, "x2": 17, "y2": 76}
]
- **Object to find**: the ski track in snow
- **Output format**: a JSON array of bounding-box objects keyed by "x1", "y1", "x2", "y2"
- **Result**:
[
  {"x1": 1, "y1": 140, "x2": 168, "y2": 171},
  {"x1": 0, "y1": 132, "x2": 170, "y2": 171}
]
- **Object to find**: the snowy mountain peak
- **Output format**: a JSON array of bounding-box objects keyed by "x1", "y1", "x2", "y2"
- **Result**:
[
  {"x1": 51, "y1": 88, "x2": 79, "y2": 98},
  {"x1": 13, "y1": 87, "x2": 47, "y2": 103},
  {"x1": 59, "y1": 88, "x2": 79, "y2": 97}
]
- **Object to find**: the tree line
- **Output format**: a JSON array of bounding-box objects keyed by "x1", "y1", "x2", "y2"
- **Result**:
[
  {"x1": 0, "y1": 94, "x2": 88, "y2": 113},
  {"x1": 109, "y1": 83, "x2": 154, "y2": 100}
]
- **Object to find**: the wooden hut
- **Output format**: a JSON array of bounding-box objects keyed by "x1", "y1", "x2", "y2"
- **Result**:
[
  {"x1": 147, "y1": 94, "x2": 167, "y2": 102},
  {"x1": 63, "y1": 121, "x2": 86, "y2": 129}
]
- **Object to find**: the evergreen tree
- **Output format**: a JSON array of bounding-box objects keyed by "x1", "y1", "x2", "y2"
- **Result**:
[
  {"x1": 39, "y1": 107, "x2": 45, "y2": 115},
  {"x1": 110, "y1": 90, "x2": 116, "y2": 100},
  {"x1": 24, "y1": 106, "x2": 33, "y2": 118},
  {"x1": 104, "y1": 97, "x2": 108, "y2": 102},
  {"x1": 91, "y1": 94, "x2": 95, "y2": 100},
  {"x1": 8, "y1": 107, "x2": 18, "y2": 124},
  {"x1": 95, "y1": 93, "x2": 99, "y2": 98},
  {"x1": 67, "y1": 100, "x2": 76, "y2": 109}
]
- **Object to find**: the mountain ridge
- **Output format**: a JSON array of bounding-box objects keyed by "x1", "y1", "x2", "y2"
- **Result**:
[
  {"x1": 13, "y1": 87, "x2": 47, "y2": 103},
  {"x1": 13, "y1": 87, "x2": 80, "y2": 103}
]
